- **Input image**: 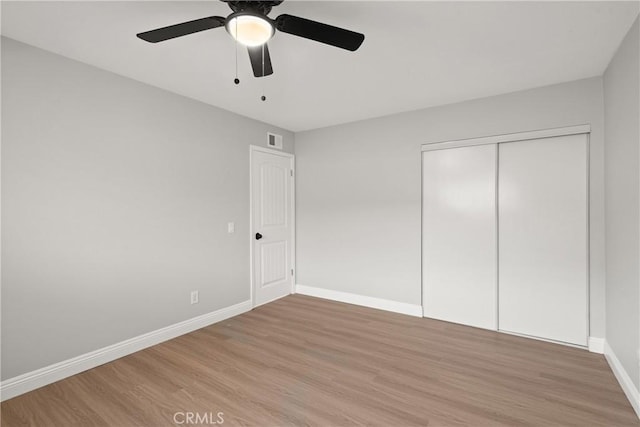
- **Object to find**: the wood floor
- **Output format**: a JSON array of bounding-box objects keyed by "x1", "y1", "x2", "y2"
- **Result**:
[{"x1": 2, "y1": 294, "x2": 638, "y2": 426}]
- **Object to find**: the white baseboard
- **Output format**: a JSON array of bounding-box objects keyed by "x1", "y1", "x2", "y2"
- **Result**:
[
  {"x1": 295, "y1": 284, "x2": 423, "y2": 317},
  {"x1": 588, "y1": 337, "x2": 605, "y2": 354},
  {"x1": 0, "y1": 300, "x2": 252, "y2": 402},
  {"x1": 604, "y1": 341, "x2": 640, "y2": 419}
]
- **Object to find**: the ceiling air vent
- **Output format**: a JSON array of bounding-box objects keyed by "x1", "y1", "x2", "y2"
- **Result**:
[{"x1": 267, "y1": 132, "x2": 283, "y2": 149}]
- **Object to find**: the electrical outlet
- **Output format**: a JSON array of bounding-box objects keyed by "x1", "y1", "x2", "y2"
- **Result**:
[
  {"x1": 190, "y1": 291, "x2": 199, "y2": 305},
  {"x1": 227, "y1": 222, "x2": 235, "y2": 234}
]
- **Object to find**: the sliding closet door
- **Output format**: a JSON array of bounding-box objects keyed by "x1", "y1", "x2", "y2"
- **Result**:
[
  {"x1": 498, "y1": 134, "x2": 588, "y2": 346},
  {"x1": 422, "y1": 144, "x2": 497, "y2": 330}
]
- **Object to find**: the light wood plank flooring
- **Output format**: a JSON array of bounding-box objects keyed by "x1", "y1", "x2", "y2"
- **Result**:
[{"x1": 2, "y1": 294, "x2": 638, "y2": 426}]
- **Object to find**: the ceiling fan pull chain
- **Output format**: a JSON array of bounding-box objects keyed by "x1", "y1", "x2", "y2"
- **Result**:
[
  {"x1": 234, "y1": 23, "x2": 240, "y2": 85},
  {"x1": 261, "y1": 44, "x2": 267, "y2": 101}
]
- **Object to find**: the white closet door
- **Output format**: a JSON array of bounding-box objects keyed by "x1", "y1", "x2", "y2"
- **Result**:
[
  {"x1": 498, "y1": 134, "x2": 588, "y2": 346},
  {"x1": 422, "y1": 144, "x2": 497, "y2": 330}
]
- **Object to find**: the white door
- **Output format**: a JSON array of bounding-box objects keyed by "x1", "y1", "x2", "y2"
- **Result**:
[
  {"x1": 251, "y1": 147, "x2": 294, "y2": 307},
  {"x1": 422, "y1": 144, "x2": 497, "y2": 330},
  {"x1": 498, "y1": 134, "x2": 588, "y2": 346}
]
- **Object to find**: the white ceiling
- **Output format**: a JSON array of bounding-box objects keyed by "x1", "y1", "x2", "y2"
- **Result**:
[{"x1": 2, "y1": 1, "x2": 638, "y2": 132}]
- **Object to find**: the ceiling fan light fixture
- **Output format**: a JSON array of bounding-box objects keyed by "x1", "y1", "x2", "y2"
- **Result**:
[{"x1": 226, "y1": 13, "x2": 274, "y2": 47}]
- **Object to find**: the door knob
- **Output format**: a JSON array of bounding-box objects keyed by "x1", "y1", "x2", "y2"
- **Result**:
[{"x1": 255, "y1": 233, "x2": 263, "y2": 240}]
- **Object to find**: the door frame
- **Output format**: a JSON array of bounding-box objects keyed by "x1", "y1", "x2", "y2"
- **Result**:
[{"x1": 249, "y1": 145, "x2": 296, "y2": 308}]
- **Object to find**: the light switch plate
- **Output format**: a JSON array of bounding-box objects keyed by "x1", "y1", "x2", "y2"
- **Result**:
[{"x1": 227, "y1": 222, "x2": 235, "y2": 233}]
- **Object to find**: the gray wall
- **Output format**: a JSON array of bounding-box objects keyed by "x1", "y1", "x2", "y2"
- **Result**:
[
  {"x1": 1, "y1": 37, "x2": 293, "y2": 380},
  {"x1": 295, "y1": 77, "x2": 606, "y2": 338},
  {"x1": 604, "y1": 17, "x2": 639, "y2": 389}
]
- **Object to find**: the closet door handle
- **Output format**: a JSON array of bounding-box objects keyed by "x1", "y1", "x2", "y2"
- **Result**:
[{"x1": 255, "y1": 233, "x2": 263, "y2": 240}]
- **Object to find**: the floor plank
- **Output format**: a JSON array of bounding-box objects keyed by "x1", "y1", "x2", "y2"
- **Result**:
[{"x1": 2, "y1": 294, "x2": 638, "y2": 426}]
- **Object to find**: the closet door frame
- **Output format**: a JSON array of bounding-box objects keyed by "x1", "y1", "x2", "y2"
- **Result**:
[
  {"x1": 421, "y1": 125, "x2": 590, "y2": 152},
  {"x1": 421, "y1": 124, "x2": 591, "y2": 347}
]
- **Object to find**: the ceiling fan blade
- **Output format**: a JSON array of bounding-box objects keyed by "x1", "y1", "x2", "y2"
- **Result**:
[
  {"x1": 137, "y1": 16, "x2": 226, "y2": 43},
  {"x1": 275, "y1": 14, "x2": 364, "y2": 51},
  {"x1": 248, "y1": 44, "x2": 274, "y2": 77}
]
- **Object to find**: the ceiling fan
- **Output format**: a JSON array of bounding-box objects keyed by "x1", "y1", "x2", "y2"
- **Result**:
[{"x1": 137, "y1": 0, "x2": 365, "y2": 78}]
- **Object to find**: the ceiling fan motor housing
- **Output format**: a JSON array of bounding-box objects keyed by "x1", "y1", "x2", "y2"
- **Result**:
[{"x1": 223, "y1": 1, "x2": 284, "y2": 16}]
